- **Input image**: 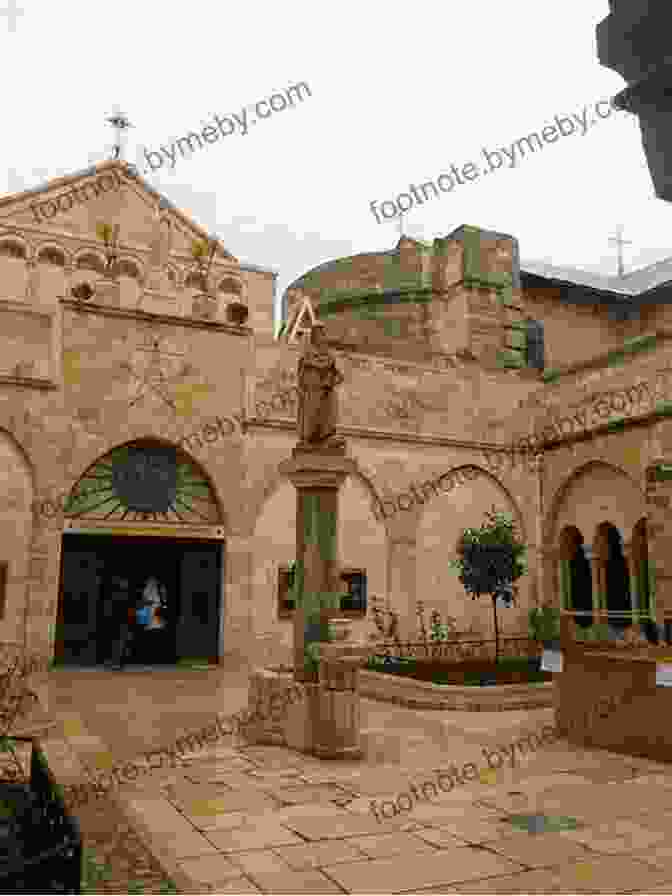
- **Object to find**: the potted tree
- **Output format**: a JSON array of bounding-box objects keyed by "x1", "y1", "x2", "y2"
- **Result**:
[{"x1": 449, "y1": 508, "x2": 528, "y2": 683}]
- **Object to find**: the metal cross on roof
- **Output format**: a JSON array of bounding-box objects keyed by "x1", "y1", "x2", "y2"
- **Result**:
[
  {"x1": 106, "y1": 107, "x2": 133, "y2": 161},
  {"x1": 608, "y1": 226, "x2": 633, "y2": 279}
]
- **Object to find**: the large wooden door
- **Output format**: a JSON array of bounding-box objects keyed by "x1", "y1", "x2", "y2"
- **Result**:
[
  {"x1": 56, "y1": 545, "x2": 105, "y2": 665},
  {"x1": 175, "y1": 544, "x2": 221, "y2": 663}
]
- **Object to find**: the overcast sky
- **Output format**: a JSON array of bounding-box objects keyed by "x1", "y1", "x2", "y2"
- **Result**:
[{"x1": 1, "y1": 0, "x2": 670, "y2": 332}]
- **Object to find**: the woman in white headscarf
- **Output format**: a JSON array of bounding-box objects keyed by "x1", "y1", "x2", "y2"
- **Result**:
[{"x1": 141, "y1": 577, "x2": 167, "y2": 631}]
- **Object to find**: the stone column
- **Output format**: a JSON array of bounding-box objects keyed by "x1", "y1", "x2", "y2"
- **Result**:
[
  {"x1": 279, "y1": 446, "x2": 356, "y2": 683},
  {"x1": 592, "y1": 534, "x2": 608, "y2": 625},
  {"x1": 388, "y1": 538, "x2": 417, "y2": 641}
]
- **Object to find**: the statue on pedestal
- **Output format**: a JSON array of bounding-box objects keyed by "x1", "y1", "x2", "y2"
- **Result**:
[{"x1": 297, "y1": 324, "x2": 345, "y2": 450}]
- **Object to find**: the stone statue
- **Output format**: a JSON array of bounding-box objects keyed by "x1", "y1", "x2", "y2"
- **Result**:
[{"x1": 297, "y1": 324, "x2": 345, "y2": 449}]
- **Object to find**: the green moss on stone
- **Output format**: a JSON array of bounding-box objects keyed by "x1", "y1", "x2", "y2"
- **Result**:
[
  {"x1": 623, "y1": 333, "x2": 657, "y2": 354},
  {"x1": 496, "y1": 349, "x2": 525, "y2": 369}
]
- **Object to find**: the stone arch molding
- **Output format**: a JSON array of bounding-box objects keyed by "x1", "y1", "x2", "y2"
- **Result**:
[
  {"x1": 38, "y1": 435, "x2": 226, "y2": 528},
  {"x1": 544, "y1": 460, "x2": 645, "y2": 548},
  {"x1": 392, "y1": 463, "x2": 527, "y2": 543}
]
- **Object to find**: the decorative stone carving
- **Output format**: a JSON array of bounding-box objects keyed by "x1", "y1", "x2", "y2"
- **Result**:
[{"x1": 191, "y1": 293, "x2": 218, "y2": 320}]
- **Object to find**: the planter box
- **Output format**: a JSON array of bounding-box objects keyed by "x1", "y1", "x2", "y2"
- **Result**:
[
  {"x1": 360, "y1": 668, "x2": 554, "y2": 711},
  {"x1": 0, "y1": 736, "x2": 81, "y2": 894}
]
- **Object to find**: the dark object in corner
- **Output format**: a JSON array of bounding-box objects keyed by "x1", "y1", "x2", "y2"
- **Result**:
[{"x1": 0, "y1": 737, "x2": 81, "y2": 893}]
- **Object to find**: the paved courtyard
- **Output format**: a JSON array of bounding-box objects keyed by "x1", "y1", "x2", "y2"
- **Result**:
[{"x1": 41, "y1": 663, "x2": 672, "y2": 893}]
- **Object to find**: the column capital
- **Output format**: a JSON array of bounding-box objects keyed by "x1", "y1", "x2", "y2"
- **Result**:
[{"x1": 280, "y1": 453, "x2": 356, "y2": 490}]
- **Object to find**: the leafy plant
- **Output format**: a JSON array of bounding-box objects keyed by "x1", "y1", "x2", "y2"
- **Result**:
[
  {"x1": 528, "y1": 605, "x2": 560, "y2": 643},
  {"x1": 81, "y1": 847, "x2": 114, "y2": 893},
  {"x1": 371, "y1": 594, "x2": 400, "y2": 644},
  {"x1": 449, "y1": 508, "x2": 527, "y2": 663},
  {"x1": 304, "y1": 642, "x2": 321, "y2": 674},
  {"x1": 429, "y1": 610, "x2": 458, "y2": 643}
]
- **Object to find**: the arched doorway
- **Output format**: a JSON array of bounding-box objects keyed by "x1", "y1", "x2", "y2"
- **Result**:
[
  {"x1": 595, "y1": 522, "x2": 631, "y2": 631},
  {"x1": 54, "y1": 439, "x2": 225, "y2": 667},
  {"x1": 559, "y1": 526, "x2": 593, "y2": 628}
]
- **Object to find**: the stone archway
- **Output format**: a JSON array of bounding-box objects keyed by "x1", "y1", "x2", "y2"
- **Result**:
[
  {"x1": 54, "y1": 439, "x2": 226, "y2": 667},
  {"x1": 545, "y1": 460, "x2": 645, "y2": 618},
  {"x1": 558, "y1": 526, "x2": 593, "y2": 628}
]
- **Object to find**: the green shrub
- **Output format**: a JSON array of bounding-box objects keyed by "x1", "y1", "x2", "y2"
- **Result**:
[{"x1": 528, "y1": 606, "x2": 560, "y2": 641}]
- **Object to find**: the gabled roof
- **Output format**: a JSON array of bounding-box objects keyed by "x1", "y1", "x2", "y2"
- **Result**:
[{"x1": 0, "y1": 159, "x2": 277, "y2": 277}]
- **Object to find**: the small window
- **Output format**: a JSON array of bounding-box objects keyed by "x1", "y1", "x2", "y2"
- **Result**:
[
  {"x1": 278, "y1": 566, "x2": 367, "y2": 617},
  {"x1": 278, "y1": 565, "x2": 295, "y2": 618},
  {"x1": 340, "y1": 569, "x2": 367, "y2": 615},
  {"x1": 526, "y1": 320, "x2": 545, "y2": 370}
]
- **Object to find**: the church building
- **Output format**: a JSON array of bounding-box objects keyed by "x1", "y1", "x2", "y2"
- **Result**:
[{"x1": 0, "y1": 159, "x2": 670, "y2": 668}]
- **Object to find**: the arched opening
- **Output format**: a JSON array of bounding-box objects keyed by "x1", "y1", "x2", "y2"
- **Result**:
[
  {"x1": 0, "y1": 241, "x2": 26, "y2": 260},
  {"x1": 559, "y1": 526, "x2": 593, "y2": 627},
  {"x1": 54, "y1": 440, "x2": 225, "y2": 668},
  {"x1": 632, "y1": 517, "x2": 654, "y2": 636},
  {"x1": 596, "y1": 522, "x2": 632, "y2": 630},
  {"x1": 37, "y1": 247, "x2": 65, "y2": 266}
]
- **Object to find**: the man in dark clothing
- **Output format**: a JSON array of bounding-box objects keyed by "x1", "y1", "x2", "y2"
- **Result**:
[{"x1": 105, "y1": 576, "x2": 133, "y2": 670}]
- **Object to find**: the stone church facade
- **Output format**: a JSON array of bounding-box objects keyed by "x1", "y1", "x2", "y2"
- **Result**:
[{"x1": 0, "y1": 159, "x2": 670, "y2": 668}]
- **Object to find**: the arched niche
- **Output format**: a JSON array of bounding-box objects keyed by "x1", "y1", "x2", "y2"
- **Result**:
[
  {"x1": 0, "y1": 239, "x2": 28, "y2": 301},
  {"x1": 0, "y1": 430, "x2": 35, "y2": 643},
  {"x1": 75, "y1": 253, "x2": 106, "y2": 275},
  {"x1": 416, "y1": 466, "x2": 527, "y2": 642},
  {"x1": 558, "y1": 525, "x2": 593, "y2": 627},
  {"x1": 36, "y1": 246, "x2": 67, "y2": 304},
  {"x1": 116, "y1": 258, "x2": 143, "y2": 306}
]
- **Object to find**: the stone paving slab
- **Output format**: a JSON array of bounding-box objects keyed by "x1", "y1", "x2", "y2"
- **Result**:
[
  {"x1": 45, "y1": 670, "x2": 672, "y2": 894},
  {"x1": 322, "y1": 844, "x2": 525, "y2": 893}
]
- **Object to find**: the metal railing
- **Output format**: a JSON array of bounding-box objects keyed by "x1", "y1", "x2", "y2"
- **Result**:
[{"x1": 368, "y1": 636, "x2": 537, "y2": 663}]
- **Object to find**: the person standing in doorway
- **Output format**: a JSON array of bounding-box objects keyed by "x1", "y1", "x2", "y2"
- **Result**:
[
  {"x1": 106, "y1": 576, "x2": 133, "y2": 671},
  {"x1": 141, "y1": 576, "x2": 168, "y2": 664}
]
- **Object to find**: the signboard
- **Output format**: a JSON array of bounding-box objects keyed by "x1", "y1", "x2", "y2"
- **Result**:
[
  {"x1": 64, "y1": 522, "x2": 226, "y2": 540},
  {"x1": 541, "y1": 649, "x2": 563, "y2": 673},
  {"x1": 656, "y1": 663, "x2": 672, "y2": 687}
]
